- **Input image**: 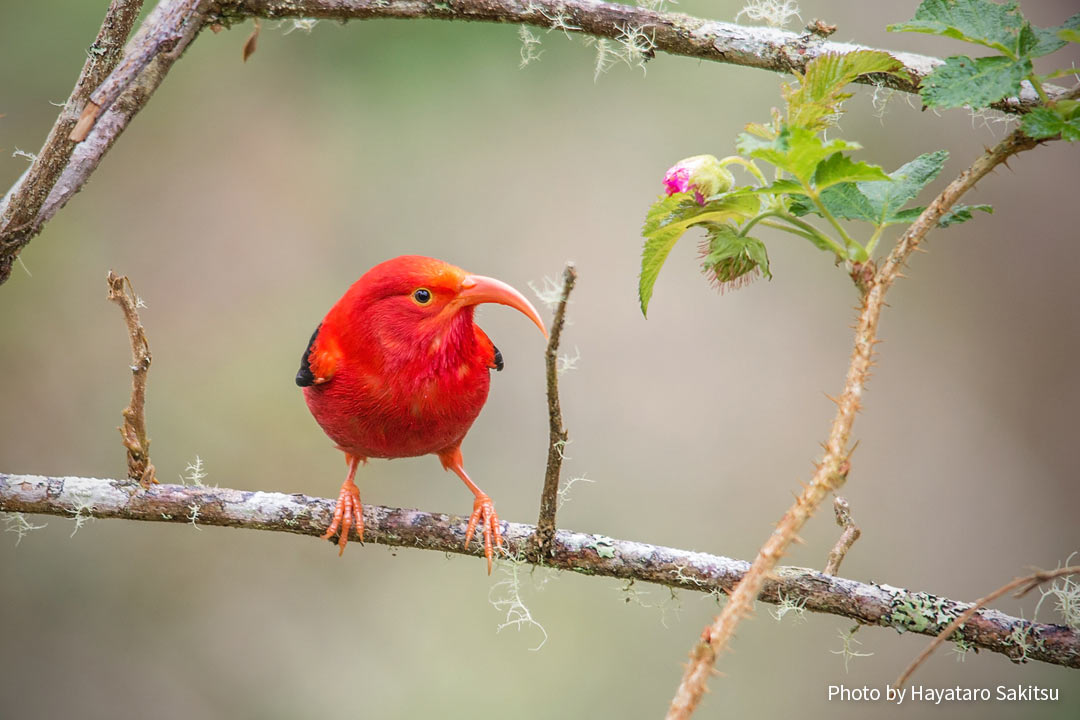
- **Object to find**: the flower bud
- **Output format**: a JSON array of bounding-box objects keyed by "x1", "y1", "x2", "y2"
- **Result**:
[{"x1": 662, "y1": 154, "x2": 735, "y2": 205}]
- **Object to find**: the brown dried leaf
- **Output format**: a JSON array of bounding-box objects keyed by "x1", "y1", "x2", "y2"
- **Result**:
[{"x1": 243, "y1": 20, "x2": 261, "y2": 63}]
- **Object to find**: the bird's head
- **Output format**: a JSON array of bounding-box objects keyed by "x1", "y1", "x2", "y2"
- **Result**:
[{"x1": 343, "y1": 256, "x2": 547, "y2": 345}]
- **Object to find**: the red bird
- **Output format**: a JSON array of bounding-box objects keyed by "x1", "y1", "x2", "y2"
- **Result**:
[{"x1": 297, "y1": 256, "x2": 547, "y2": 572}]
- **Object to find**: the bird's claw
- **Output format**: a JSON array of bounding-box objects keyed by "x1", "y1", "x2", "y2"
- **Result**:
[
  {"x1": 323, "y1": 480, "x2": 364, "y2": 555},
  {"x1": 464, "y1": 493, "x2": 503, "y2": 574}
]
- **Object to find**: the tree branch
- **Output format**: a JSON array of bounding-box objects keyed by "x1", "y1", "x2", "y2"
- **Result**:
[
  {"x1": 232, "y1": 0, "x2": 1057, "y2": 115},
  {"x1": 0, "y1": 0, "x2": 145, "y2": 284},
  {"x1": 533, "y1": 263, "x2": 577, "y2": 558},
  {"x1": 664, "y1": 129, "x2": 1045, "y2": 720},
  {"x1": 2, "y1": 472, "x2": 1077, "y2": 670},
  {"x1": 894, "y1": 566, "x2": 1080, "y2": 690},
  {"x1": 2, "y1": 0, "x2": 1067, "y2": 285}
]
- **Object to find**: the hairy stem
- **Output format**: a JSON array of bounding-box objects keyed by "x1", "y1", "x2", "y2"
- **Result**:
[{"x1": 664, "y1": 127, "x2": 1044, "y2": 720}]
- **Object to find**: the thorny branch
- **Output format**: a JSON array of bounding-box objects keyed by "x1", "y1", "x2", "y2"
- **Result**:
[
  {"x1": 2, "y1": 473, "x2": 1078, "y2": 671},
  {"x1": 664, "y1": 128, "x2": 1045, "y2": 720},
  {"x1": 106, "y1": 271, "x2": 157, "y2": 488},
  {"x1": 532, "y1": 263, "x2": 577, "y2": 558},
  {"x1": 0, "y1": 0, "x2": 1068, "y2": 283},
  {"x1": 824, "y1": 496, "x2": 860, "y2": 576},
  {"x1": 894, "y1": 566, "x2": 1080, "y2": 691}
]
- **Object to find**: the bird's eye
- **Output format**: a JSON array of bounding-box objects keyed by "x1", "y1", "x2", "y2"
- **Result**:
[{"x1": 412, "y1": 288, "x2": 432, "y2": 305}]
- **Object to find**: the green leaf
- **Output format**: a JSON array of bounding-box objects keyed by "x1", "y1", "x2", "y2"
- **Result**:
[
  {"x1": 1020, "y1": 106, "x2": 1080, "y2": 142},
  {"x1": 794, "y1": 151, "x2": 949, "y2": 227},
  {"x1": 639, "y1": 192, "x2": 760, "y2": 315},
  {"x1": 938, "y1": 204, "x2": 993, "y2": 227},
  {"x1": 738, "y1": 126, "x2": 861, "y2": 185},
  {"x1": 1029, "y1": 12, "x2": 1080, "y2": 57},
  {"x1": 785, "y1": 51, "x2": 908, "y2": 131},
  {"x1": 887, "y1": 0, "x2": 1030, "y2": 57},
  {"x1": 813, "y1": 152, "x2": 890, "y2": 190},
  {"x1": 700, "y1": 224, "x2": 770, "y2": 291},
  {"x1": 920, "y1": 55, "x2": 1031, "y2": 110}
]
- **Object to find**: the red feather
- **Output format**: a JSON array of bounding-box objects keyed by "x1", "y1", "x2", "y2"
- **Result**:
[{"x1": 299, "y1": 256, "x2": 547, "y2": 571}]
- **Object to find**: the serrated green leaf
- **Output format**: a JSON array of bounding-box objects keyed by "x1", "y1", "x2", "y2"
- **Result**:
[
  {"x1": 1021, "y1": 106, "x2": 1080, "y2": 141},
  {"x1": 785, "y1": 51, "x2": 908, "y2": 131},
  {"x1": 727, "y1": 179, "x2": 805, "y2": 196},
  {"x1": 639, "y1": 192, "x2": 761, "y2": 315},
  {"x1": 858, "y1": 150, "x2": 947, "y2": 221},
  {"x1": 813, "y1": 152, "x2": 890, "y2": 190},
  {"x1": 700, "y1": 224, "x2": 770, "y2": 291},
  {"x1": 888, "y1": 0, "x2": 1029, "y2": 57},
  {"x1": 938, "y1": 203, "x2": 993, "y2": 227},
  {"x1": 794, "y1": 151, "x2": 948, "y2": 227},
  {"x1": 738, "y1": 127, "x2": 862, "y2": 185},
  {"x1": 921, "y1": 55, "x2": 1031, "y2": 110},
  {"x1": 1029, "y1": 12, "x2": 1080, "y2": 57}
]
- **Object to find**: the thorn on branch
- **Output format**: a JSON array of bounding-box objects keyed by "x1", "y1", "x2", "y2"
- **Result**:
[
  {"x1": 107, "y1": 271, "x2": 156, "y2": 488},
  {"x1": 531, "y1": 262, "x2": 577, "y2": 560},
  {"x1": 824, "y1": 496, "x2": 860, "y2": 576}
]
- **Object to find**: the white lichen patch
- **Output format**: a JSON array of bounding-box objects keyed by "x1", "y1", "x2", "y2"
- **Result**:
[
  {"x1": 518, "y1": 25, "x2": 544, "y2": 68},
  {"x1": 489, "y1": 554, "x2": 549, "y2": 650},
  {"x1": 556, "y1": 473, "x2": 594, "y2": 510},
  {"x1": 735, "y1": 0, "x2": 800, "y2": 28},
  {"x1": 831, "y1": 626, "x2": 872, "y2": 672},
  {"x1": 3, "y1": 512, "x2": 47, "y2": 546},
  {"x1": 770, "y1": 590, "x2": 808, "y2": 623},
  {"x1": 528, "y1": 275, "x2": 566, "y2": 311},
  {"x1": 180, "y1": 455, "x2": 209, "y2": 486}
]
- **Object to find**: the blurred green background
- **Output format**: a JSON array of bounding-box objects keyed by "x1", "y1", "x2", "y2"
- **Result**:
[{"x1": 2, "y1": 1, "x2": 1079, "y2": 718}]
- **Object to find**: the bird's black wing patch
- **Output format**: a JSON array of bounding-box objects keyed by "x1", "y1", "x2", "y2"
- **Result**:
[
  {"x1": 493, "y1": 343, "x2": 504, "y2": 372},
  {"x1": 295, "y1": 323, "x2": 321, "y2": 387}
]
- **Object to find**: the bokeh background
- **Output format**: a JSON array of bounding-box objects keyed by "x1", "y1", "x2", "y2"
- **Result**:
[{"x1": 2, "y1": 1, "x2": 1078, "y2": 718}]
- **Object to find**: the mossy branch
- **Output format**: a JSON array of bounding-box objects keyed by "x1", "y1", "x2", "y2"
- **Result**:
[
  {"x1": 0, "y1": 0, "x2": 145, "y2": 284},
  {"x1": 2, "y1": 472, "x2": 1078, "y2": 671},
  {"x1": 1, "y1": 0, "x2": 1068, "y2": 284}
]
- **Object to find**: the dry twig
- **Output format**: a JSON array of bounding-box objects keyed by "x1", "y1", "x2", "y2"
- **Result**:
[
  {"x1": 2, "y1": 473, "x2": 1078, "y2": 671},
  {"x1": 532, "y1": 263, "x2": 577, "y2": 558},
  {"x1": 824, "y1": 496, "x2": 860, "y2": 576},
  {"x1": 106, "y1": 271, "x2": 156, "y2": 488},
  {"x1": 664, "y1": 127, "x2": 1044, "y2": 720},
  {"x1": 893, "y1": 565, "x2": 1080, "y2": 690}
]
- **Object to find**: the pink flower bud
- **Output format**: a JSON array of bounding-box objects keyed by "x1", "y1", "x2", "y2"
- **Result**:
[{"x1": 662, "y1": 155, "x2": 734, "y2": 205}]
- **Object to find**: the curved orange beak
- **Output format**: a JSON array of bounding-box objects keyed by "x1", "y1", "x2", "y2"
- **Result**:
[{"x1": 455, "y1": 274, "x2": 548, "y2": 338}]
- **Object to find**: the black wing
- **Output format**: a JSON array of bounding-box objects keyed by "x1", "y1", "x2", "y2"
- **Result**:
[
  {"x1": 295, "y1": 324, "x2": 321, "y2": 387},
  {"x1": 493, "y1": 343, "x2": 504, "y2": 372}
]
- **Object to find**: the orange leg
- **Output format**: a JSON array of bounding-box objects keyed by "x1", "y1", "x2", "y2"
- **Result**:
[
  {"x1": 322, "y1": 454, "x2": 364, "y2": 556},
  {"x1": 439, "y1": 446, "x2": 503, "y2": 574}
]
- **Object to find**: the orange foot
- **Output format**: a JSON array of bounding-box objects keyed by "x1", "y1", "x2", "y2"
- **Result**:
[
  {"x1": 323, "y1": 478, "x2": 364, "y2": 556},
  {"x1": 464, "y1": 492, "x2": 504, "y2": 574}
]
